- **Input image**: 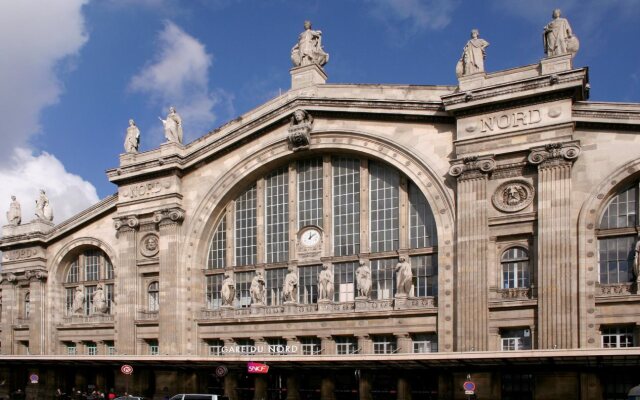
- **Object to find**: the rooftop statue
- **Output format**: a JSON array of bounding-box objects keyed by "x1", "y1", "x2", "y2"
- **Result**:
[
  {"x1": 35, "y1": 189, "x2": 53, "y2": 222},
  {"x1": 124, "y1": 119, "x2": 140, "y2": 153},
  {"x1": 543, "y1": 9, "x2": 579, "y2": 57},
  {"x1": 291, "y1": 20, "x2": 329, "y2": 68},
  {"x1": 456, "y1": 29, "x2": 489, "y2": 78},
  {"x1": 6, "y1": 195, "x2": 21, "y2": 226},
  {"x1": 159, "y1": 106, "x2": 183, "y2": 144}
]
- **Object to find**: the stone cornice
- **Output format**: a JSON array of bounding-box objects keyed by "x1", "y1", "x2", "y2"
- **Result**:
[
  {"x1": 448, "y1": 155, "x2": 496, "y2": 180},
  {"x1": 527, "y1": 141, "x2": 581, "y2": 167}
]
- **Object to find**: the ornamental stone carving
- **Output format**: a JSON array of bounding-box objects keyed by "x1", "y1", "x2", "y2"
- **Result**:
[
  {"x1": 527, "y1": 142, "x2": 581, "y2": 167},
  {"x1": 140, "y1": 234, "x2": 160, "y2": 258},
  {"x1": 153, "y1": 208, "x2": 185, "y2": 226},
  {"x1": 291, "y1": 20, "x2": 329, "y2": 68},
  {"x1": 633, "y1": 239, "x2": 640, "y2": 283},
  {"x1": 456, "y1": 29, "x2": 489, "y2": 77},
  {"x1": 124, "y1": 119, "x2": 140, "y2": 153},
  {"x1": 250, "y1": 271, "x2": 266, "y2": 306},
  {"x1": 317, "y1": 263, "x2": 334, "y2": 302},
  {"x1": 282, "y1": 266, "x2": 298, "y2": 304},
  {"x1": 159, "y1": 106, "x2": 183, "y2": 144},
  {"x1": 395, "y1": 256, "x2": 413, "y2": 298},
  {"x1": 35, "y1": 189, "x2": 54, "y2": 222},
  {"x1": 24, "y1": 270, "x2": 48, "y2": 281},
  {"x1": 287, "y1": 110, "x2": 313, "y2": 151},
  {"x1": 492, "y1": 180, "x2": 535, "y2": 213},
  {"x1": 3, "y1": 273, "x2": 17, "y2": 284},
  {"x1": 355, "y1": 259, "x2": 372, "y2": 299},
  {"x1": 543, "y1": 9, "x2": 579, "y2": 58},
  {"x1": 449, "y1": 155, "x2": 496, "y2": 179},
  {"x1": 6, "y1": 195, "x2": 21, "y2": 226},
  {"x1": 114, "y1": 215, "x2": 139, "y2": 236}
]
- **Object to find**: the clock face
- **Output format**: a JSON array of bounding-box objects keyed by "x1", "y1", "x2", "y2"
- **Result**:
[{"x1": 300, "y1": 227, "x2": 321, "y2": 247}]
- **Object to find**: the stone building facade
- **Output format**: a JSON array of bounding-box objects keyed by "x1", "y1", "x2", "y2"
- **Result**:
[{"x1": 1, "y1": 23, "x2": 640, "y2": 400}]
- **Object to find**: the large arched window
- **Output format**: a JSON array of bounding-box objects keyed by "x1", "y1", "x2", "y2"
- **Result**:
[
  {"x1": 597, "y1": 183, "x2": 638, "y2": 285},
  {"x1": 501, "y1": 247, "x2": 530, "y2": 289},
  {"x1": 63, "y1": 249, "x2": 114, "y2": 316},
  {"x1": 205, "y1": 156, "x2": 438, "y2": 309}
]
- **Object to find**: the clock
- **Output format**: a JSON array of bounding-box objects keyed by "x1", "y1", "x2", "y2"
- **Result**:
[{"x1": 300, "y1": 226, "x2": 322, "y2": 248}]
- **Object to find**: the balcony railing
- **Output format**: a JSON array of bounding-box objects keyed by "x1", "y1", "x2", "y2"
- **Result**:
[{"x1": 62, "y1": 314, "x2": 114, "y2": 324}]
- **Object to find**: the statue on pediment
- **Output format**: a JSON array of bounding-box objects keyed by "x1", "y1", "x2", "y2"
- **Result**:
[
  {"x1": 457, "y1": 29, "x2": 489, "y2": 77},
  {"x1": 35, "y1": 189, "x2": 53, "y2": 222},
  {"x1": 159, "y1": 106, "x2": 183, "y2": 144},
  {"x1": 124, "y1": 119, "x2": 140, "y2": 153},
  {"x1": 6, "y1": 195, "x2": 21, "y2": 226},
  {"x1": 291, "y1": 20, "x2": 329, "y2": 68},
  {"x1": 543, "y1": 9, "x2": 579, "y2": 57}
]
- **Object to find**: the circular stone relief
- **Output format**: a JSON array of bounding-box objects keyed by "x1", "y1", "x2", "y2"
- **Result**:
[
  {"x1": 140, "y1": 234, "x2": 160, "y2": 257},
  {"x1": 492, "y1": 180, "x2": 535, "y2": 213}
]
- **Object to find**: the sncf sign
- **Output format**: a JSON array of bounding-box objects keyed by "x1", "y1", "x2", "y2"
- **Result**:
[{"x1": 247, "y1": 362, "x2": 269, "y2": 374}]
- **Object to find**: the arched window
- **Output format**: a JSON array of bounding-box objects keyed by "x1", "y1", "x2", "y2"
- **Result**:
[
  {"x1": 597, "y1": 184, "x2": 638, "y2": 285},
  {"x1": 63, "y1": 249, "x2": 114, "y2": 316},
  {"x1": 501, "y1": 247, "x2": 530, "y2": 289},
  {"x1": 24, "y1": 292, "x2": 30, "y2": 319},
  {"x1": 205, "y1": 156, "x2": 438, "y2": 309},
  {"x1": 148, "y1": 281, "x2": 159, "y2": 312}
]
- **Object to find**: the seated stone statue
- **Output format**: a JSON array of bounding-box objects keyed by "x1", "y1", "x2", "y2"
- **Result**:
[{"x1": 291, "y1": 21, "x2": 329, "y2": 67}]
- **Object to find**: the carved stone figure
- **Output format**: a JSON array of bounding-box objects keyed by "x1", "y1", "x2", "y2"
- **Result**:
[
  {"x1": 288, "y1": 109, "x2": 313, "y2": 151},
  {"x1": 291, "y1": 20, "x2": 329, "y2": 67},
  {"x1": 221, "y1": 272, "x2": 235, "y2": 307},
  {"x1": 395, "y1": 256, "x2": 413, "y2": 297},
  {"x1": 124, "y1": 119, "x2": 140, "y2": 153},
  {"x1": 543, "y1": 9, "x2": 579, "y2": 57},
  {"x1": 633, "y1": 239, "x2": 640, "y2": 283},
  {"x1": 6, "y1": 195, "x2": 21, "y2": 226},
  {"x1": 72, "y1": 286, "x2": 85, "y2": 314},
  {"x1": 250, "y1": 271, "x2": 266, "y2": 305},
  {"x1": 282, "y1": 267, "x2": 298, "y2": 303},
  {"x1": 35, "y1": 189, "x2": 53, "y2": 222},
  {"x1": 93, "y1": 284, "x2": 107, "y2": 314},
  {"x1": 318, "y1": 263, "x2": 334, "y2": 301},
  {"x1": 457, "y1": 29, "x2": 489, "y2": 77},
  {"x1": 159, "y1": 106, "x2": 183, "y2": 144},
  {"x1": 356, "y1": 260, "x2": 372, "y2": 299}
]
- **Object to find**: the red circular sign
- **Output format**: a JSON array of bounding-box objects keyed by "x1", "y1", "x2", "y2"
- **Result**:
[
  {"x1": 463, "y1": 381, "x2": 476, "y2": 391},
  {"x1": 215, "y1": 366, "x2": 228, "y2": 377},
  {"x1": 120, "y1": 364, "x2": 133, "y2": 375}
]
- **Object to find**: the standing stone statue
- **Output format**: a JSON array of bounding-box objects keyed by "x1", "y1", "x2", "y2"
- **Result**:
[
  {"x1": 221, "y1": 272, "x2": 236, "y2": 307},
  {"x1": 92, "y1": 283, "x2": 107, "y2": 314},
  {"x1": 356, "y1": 259, "x2": 372, "y2": 299},
  {"x1": 72, "y1": 286, "x2": 85, "y2": 315},
  {"x1": 250, "y1": 271, "x2": 266, "y2": 306},
  {"x1": 159, "y1": 106, "x2": 183, "y2": 144},
  {"x1": 395, "y1": 256, "x2": 413, "y2": 297},
  {"x1": 124, "y1": 119, "x2": 140, "y2": 153},
  {"x1": 457, "y1": 29, "x2": 489, "y2": 77},
  {"x1": 6, "y1": 195, "x2": 21, "y2": 226},
  {"x1": 34, "y1": 189, "x2": 53, "y2": 222},
  {"x1": 633, "y1": 239, "x2": 640, "y2": 283},
  {"x1": 543, "y1": 9, "x2": 579, "y2": 57},
  {"x1": 291, "y1": 20, "x2": 329, "y2": 68},
  {"x1": 318, "y1": 263, "x2": 334, "y2": 301},
  {"x1": 282, "y1": 266, "x2": 298, "y2": 303}
]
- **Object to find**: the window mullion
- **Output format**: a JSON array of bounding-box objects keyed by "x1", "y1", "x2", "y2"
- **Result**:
[
  {"x1": 288, "y1": 162, "x2": 297, "y2": 262},
  {"x1": 225, "y1": 205, "x2": 234, "y2": 268},
  {"x1": 256, "y1": 178, "x2": 265, "y2": 264},
  {"x1": 398, "y1": 174, "x2": 409, "y2": 250},
  {"x1": 323, "y1": 155, "x2": 332, "y2": 256},
  {"x1": 360, "y1": 159, "x2": 369, "y2": 254}
]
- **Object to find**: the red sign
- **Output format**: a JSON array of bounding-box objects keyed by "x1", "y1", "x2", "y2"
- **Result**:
[
  {"x1": 120, "y1": 364, "x2": 134, "y2": 375},
  {"x1": 247, "y1": 362, "x2": 269, "y2": 374},
  {"x1": 463, "y1": 381, "x2": 476, "y2": 391}
]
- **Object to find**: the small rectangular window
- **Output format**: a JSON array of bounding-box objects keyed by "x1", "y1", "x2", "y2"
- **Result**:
[
  {"x1": 500, "y1": 328, "x2": 532, "y2": 351},
  {"x1": 602, "y1": 326, "x2": 634, "y2": 348}
]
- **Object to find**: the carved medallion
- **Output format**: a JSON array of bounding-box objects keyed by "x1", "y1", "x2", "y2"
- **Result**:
[
  {"x1": 492, "y1": 180, "x2": 535, "y2": 213},
  {"x1": 140, "y1": 234, "x2": 160, "y2": 258}
]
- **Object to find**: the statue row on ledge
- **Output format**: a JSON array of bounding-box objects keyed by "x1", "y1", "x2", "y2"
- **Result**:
[
  {"x1": 457, "y1": 8, "x2": 578, "y2": 78},
  {"x1": 219, "y1": 257, "x2": 414, "y2": 308},
  {"x1": 5, "y1": 189, "x2": 53, "y2": 225},
  {"x1": 124, "y1": 107, "x2": 183, "y2": 153}
]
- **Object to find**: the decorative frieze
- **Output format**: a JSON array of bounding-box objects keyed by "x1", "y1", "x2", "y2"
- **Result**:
[
  {"x1": 497, "y1": 287, "x2": 532, "y2": 299},
  {"x1": 597, "y1": 283, "x2": 633, "y2": 297},
  {"x1": 2, "y1": 248, "x2": 39, "y2": 262}
]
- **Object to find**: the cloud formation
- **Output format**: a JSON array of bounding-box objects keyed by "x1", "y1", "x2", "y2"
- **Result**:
[
  {"x1": 0, "y1": 1, "x2": 102, "y2": 230},
  {"x1": 0, "y1": 149, "x2": 99, "y2": 225},
  {"x1": 129, "y1": 21, "x2": 220, "y2": 142},
  {"x1": 365, "y1": 0, "x2": 459, "y2": 39}
]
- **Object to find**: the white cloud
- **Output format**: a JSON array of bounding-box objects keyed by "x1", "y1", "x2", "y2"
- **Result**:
[
  {"x1": 0, "y1": 1, "x2": 101, "y2": 232},
  {"x1": 0, "y1": 149, "x2": 99, "y2": 225},
  {"x1": 129, "y1": 21, "x2": 219, "y2": 142},
  {"x1": 0, "y1": 0, "x2": 89, "y2": 162},
  {"x1": 365, "y1": 0, "x2": 460, "y2": 38}
]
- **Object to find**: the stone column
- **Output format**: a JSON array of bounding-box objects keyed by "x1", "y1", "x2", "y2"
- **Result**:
[
  {"x1": 397, "y1": 377, "x2": 411, "y2": 400},
  {"x1": 114, "y1": 216, "x2": 139, "y2": 355},
  {"x1": 448, "y1": 155, "x2": 495, "y2": 351},
  {"x1": 320, "y1": 376, "x2": 336, "y2": 400},
  {"x1": 154, "y1": 208, "x2": 185, "y2": 355},
  {"x1": 358, "y1": 371, "x2": 372, "y2": 400},
  {"x1": 528, "y1": 142, "x2": 581, "y2": 349},
  {"x1": 25, "y1": 270, "x2": 47, "y2": 355},
  {"x1": 224, "y1": 371, "x2": 239, "y2": 400},
  {"x1": 0, "y1": 276, "x2": 17, "y2": 355},
  {"x1": 254, "y1": 375, "x2": 268, "y2": 400},
  {"x1": 286, "y1": 374, "x2": 300, "y2": 400}
]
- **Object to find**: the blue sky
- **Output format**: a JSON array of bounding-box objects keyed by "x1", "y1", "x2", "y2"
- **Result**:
[{"x1": 1, "y1": 0, "x2": 639, "y2": 223}]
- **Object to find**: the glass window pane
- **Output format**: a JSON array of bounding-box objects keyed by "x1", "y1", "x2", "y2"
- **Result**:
[
  {"x1": 333, "y1": 157, "x2": 360, "y2": 256},
  {"x1": 207, "y1": 216, "x2": 226, "y2": 269},
  {"x1": 298, "y1": 158, "x2": 323, "y2": 228},
  {"x1": 265, "y1": 167, "x2": 289, "y2": 263},
  {"x1": 235, "y1": 185, "x2": 257, "y2": 266}
]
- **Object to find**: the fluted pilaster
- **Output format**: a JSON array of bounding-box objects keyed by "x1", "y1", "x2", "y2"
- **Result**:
[
  {"x1": 25, "y1": 269, "x2": 47, "y2": 354},
  {"x1": 449, "y1": 155, "x2": 495, "y2": 351},
  {"x1": 528, "y1": 142, "x2": 580, "y2": 349},
  {"x1": 114, "y1": 215, "x2": 139, "y2": 354}
]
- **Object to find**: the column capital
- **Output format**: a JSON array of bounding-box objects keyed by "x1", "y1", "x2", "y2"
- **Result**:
[
  {"x1": 1, "y1": 273, "x2": 18, "y2": 285},
  {"x1": 24, "y1": 269, "x2": 48, "y2": 282},
  {"x1": 449, "y1": 154, "x2": 496, "y2": 179},
  {"x1": 113, "y1": 215, "x2": 139, "y2": 236},
  {"x1": 153, "y1": 207, "x2": 185, "y2": 227},
  {"x1": 528, "y1": 141, "x2": 581, "y2": 167}
]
